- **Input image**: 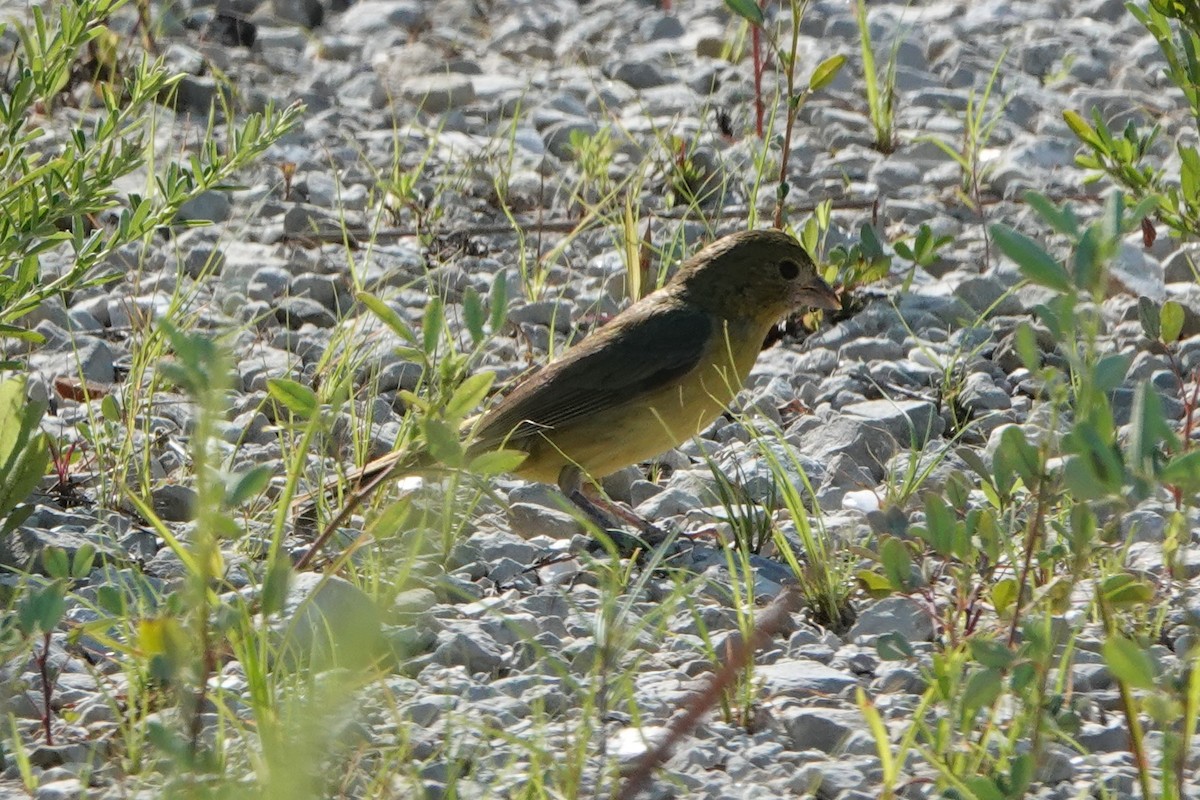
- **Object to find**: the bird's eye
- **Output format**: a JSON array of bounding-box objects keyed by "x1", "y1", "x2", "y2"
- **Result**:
[{"x1": 778, "y1": 259, "x2": 800, "y2": 280}]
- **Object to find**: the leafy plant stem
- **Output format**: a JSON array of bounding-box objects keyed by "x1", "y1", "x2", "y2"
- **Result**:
[
  {"x1": 1181, "y1": 655, "x2": 1200, "y2": 795},
  {"x1": 1096, "y1": 594, "x2": 1153, "y2": 800},
  {"x1": 1007, "y1": 483, "x2": 1047, "y2": 647},
  {"x1": 773, "y1": 0, "x2": 802, "y2": 228},
  {"x1": 752, "y1": 20, "x2": 765, "y2": 138}
]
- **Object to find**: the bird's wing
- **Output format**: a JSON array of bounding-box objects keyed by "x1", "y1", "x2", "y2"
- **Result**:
[{"x1": 470, "y1": 301, "x2": 715, "y2": 451}]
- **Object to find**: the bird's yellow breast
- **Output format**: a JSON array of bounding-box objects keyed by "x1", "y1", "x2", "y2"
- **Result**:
[{"x1": 512, "y1": 317, "x2": 771, "y2": 483}]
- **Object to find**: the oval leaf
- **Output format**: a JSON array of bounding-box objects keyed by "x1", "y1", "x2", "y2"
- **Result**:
[
  {"x1": 422, "y1": 297, "x2": 444, "y2": 355},
  {"x1": 226, "y1": 465, "x2": 272, "y2": 507},
  {"x1": 990, "y1": 224, "x2": 1071, "y2": 292},
  {"x1": 490, "y1": 270, "x2": 510, "y2": 332},
  {"x1": 1161, "y1": 299, "x2": 1185, "y2": 342},
  {"x1": 267, "y1": 378, "x2": 317, "y2": 418},
  {"x1": 991, "y1": 578, "x2": 1018, "y2": 616},
  {"x1": 809, "y1": 54, "x2": 847, "y2": 92},
  {"x1": 1102, "y1": 634, "x2": 1156, "y2": 690},
  {"x1": 463, "y1": 286, "x2": 486, "y2": 344},
  {"x1": 880, "y1": 537, "x2": 913, "y2": 592},
  {"x1": 1062, "y1": 109, "x2": 1100, "y2": 148},
  {"x1": 357, "y1": 291, "x2": 417, "y2": 344},
  {"x1": 445, "y1": 371, "x2": 495, "y2": 421},
  {"x1": 968, "y1": 637, "x2": 1016, "y2": 669},
  {"x1": 724, "y1": 0, "x2": 764, "y2": 26},
  {"x1": 468, "y1": 449, "x2": 527, "y2": 477},
  {"x1": 423, "y1": 418, "x2": 462, "y2": 467},
  {"x1": 1161, "y1": 451, "x2": 1200, "y2": 489},
  {"x1": 1100, "y1": 573, "x2": 1155, "y2": 606},
  {"x1": 962, "y1": 667, "x2": 1004, "y2": 713},
  {"x1": 1138, "y1": 296, "x2": 1161, "y2": 340}
]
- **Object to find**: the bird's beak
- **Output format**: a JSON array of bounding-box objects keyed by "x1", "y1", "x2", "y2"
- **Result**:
[{"x1": 796, "y1": 276, "x2": 840, "y2": 310}]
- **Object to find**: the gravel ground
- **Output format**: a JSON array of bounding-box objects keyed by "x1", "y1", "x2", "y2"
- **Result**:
[{"x1": 3, "y1": 0, "x2": 1199, "y2": 798}]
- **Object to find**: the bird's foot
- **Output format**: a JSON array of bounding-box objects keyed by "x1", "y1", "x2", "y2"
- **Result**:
[{"x1": 568, "y1": 489, "x2": 678, "y2": 558}]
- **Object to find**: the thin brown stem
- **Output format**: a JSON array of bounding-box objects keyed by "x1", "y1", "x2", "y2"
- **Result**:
[
  {"x1": 616, "y1": 588, "x2": 801, "y2": 798},
  {"x1": 1007, "y1": 486, "x2": 1047, "y2": 647},
  {"x1": 37, "y1": 632, "x2": 54, "y2": 745},
  {"x1": 773, "y1": 1, "x2": 804, "y2": 229}
]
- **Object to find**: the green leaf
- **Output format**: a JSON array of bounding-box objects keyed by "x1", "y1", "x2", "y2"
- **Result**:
[
  {"x1": 0, "y1": 377, "x2": 50, "y2": 529},
  {"x1": 809, "y1": 55, "x2": 847, "y2": 92},
  {"x1": 1069, "y1": 503, "x2": 1097, "y2": 553},
  {"x1": 1093, "y1": 353, "x2": 1131, "y2": 393},
  {"x1": 1161, "y1": 451, "x2": 1200, "y2": 490},
  {"x1": 225, "y1": 465, "x2": 271, "y2": 507},
  {"x1": 267, "y1": 378, "x2": 317, "y2": 418},
  {"x1": 968, "y1": 637, "x2": 1016, "y2": 669},
  {"x1": 859, "y1": 223, "x2": 885, "y2": 259},
  {"x1": 1126, "y1": 381, "x2": 1177, "y2": 469},
  {"x1": 1100, "y1": 573, "x2": 1155, "y2": 606},
  {"x1": 1182, "y1": 146, "x2": 1200, "y2": 201},
  {"x1": 423, "y1": 418, "x2": 462, "y2": 467},
  {"x1": 1073, "y1": 226, "x2": 1102, "y2": 292},
  {"x1": 71, "y1": 543, "x2": 95, "y2": 579},
  {"x1": 463, "y1": 286, "x2": 485, "y2": 344},
  {"x1": 43, "y1": 546, "x2": 69, "y2": 579},
  {"x1": 961, "y1": 667, "x2": 1004, "y2": 713},
  {"x1": 96, "y1": 585, "x2": 124, "y2": 615},
  {"x1": 876, "y1": 631, "x2": 914, "y2": 660},
  {"x1": 724, "y1": 0, "x2": 764, "y2": 26},
  {"x1": 963, "y1": 776, "x2": 1006, "y2": 800},
  {"x1": 1102, "y1": 634, "x2": 1156, "y2": 690},
  {"x1": 990, "y1": 224, "x2": 1072, "y2": 292},
  {"x1": 444, "y1": 371, "x2": 495, "y2": 421},
  {"x1": 0, "y1": 323, "x2": 45, "y2": 343},
  {"x1": 1161, "y1": 299, "x2": 1185, "y2": 342},
  {"x1": 991, "y1": 578, "x2": 1018, "y2": 615},
  {"x1": 490, "y1": 270, "x2": 509, "y2": 332},
  {"x1": 1138, "y1": 296, "x2": 1161, "y2": 340},
  {"x1": 422, "y1": 296, "x2": 444, "y2": 355},
  {"x1": 1011, "y1": 661, "x2": 1037, "y2": 693},
  {"x1": 918, "y1": 494, "x2": 956, "y2": 557},
  {"x1": 1062, "y1": 109, "x2": 1101, "y2": 148},
  {"x1": 100, "y1": 393, "x2": 121, "y2": 422},
  {"x1": 856, "y1": 569, "x2": 893, "y2": 597},
  {"x1": 975, "y1": 509, "x2": 1002, "y2": 562},
  {"x1": 994, "y1": 425, "x2": 1040, "y2": 492},
  {"x1": 1023, "y1": 191, "x2": 1079, "y2": 236},
  {"x1": 261, "y1": 554, "x2": 291, "y2": 617},
  {"x1": 1008, "y1": 753, "x2": 1035, "y2": 796},
  {"x1": 357, "y1": 291, "x2": 417, "y2": 344},
  {"x1": 18, "y1": 582, "x2": 66, "y2": 635},
  {"x1": 467, "y1": 449, "x2": 526, "y2": 477},
  {"x1": 1013, "y1": 322, "x2": 1042, "y2": 372},
  {"x1": 880, "y1": 536, "x2": 913, "y2": 592},
  {"x1": 800, "y1": 216, "x2": 820, "y2": 262},
  {"x1": 1062, "y1": 456, "x2": 1115, "y2": 500}
]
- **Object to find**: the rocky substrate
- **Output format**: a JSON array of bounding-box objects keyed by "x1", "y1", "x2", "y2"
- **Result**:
[{"x1": 3, "y1": 0, "x2": 1199, "y2": 798}]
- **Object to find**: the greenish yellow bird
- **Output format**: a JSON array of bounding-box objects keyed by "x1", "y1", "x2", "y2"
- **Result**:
[{"x1": 350, "y1": 229, "x2": 838, "y2": 502}]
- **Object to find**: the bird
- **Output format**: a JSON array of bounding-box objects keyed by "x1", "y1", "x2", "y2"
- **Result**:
[{"x1": 299, "y1": 229, "x2": 838, "y2": 555}]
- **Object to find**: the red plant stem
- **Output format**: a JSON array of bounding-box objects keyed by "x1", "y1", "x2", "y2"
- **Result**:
[
  {"x1": 617, "y1": 588, "x2": 801, "y2": 798},
  {"x1": 752, "y1": 23, "x2": 764, "y2": 138}
]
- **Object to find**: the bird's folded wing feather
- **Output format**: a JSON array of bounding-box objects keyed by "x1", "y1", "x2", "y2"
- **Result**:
[{"x1": 469, "y1": 302, "x2": 715, "y2": 451}]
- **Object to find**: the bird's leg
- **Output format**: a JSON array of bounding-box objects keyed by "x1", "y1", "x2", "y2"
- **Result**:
[{"x1": 557, "y1": 466, "x2": 672, "y2": 553}]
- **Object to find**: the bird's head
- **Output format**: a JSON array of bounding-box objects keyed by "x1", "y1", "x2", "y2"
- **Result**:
[{"x1": 671, "y1": 229, "x2": 840, "y2": 323}]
